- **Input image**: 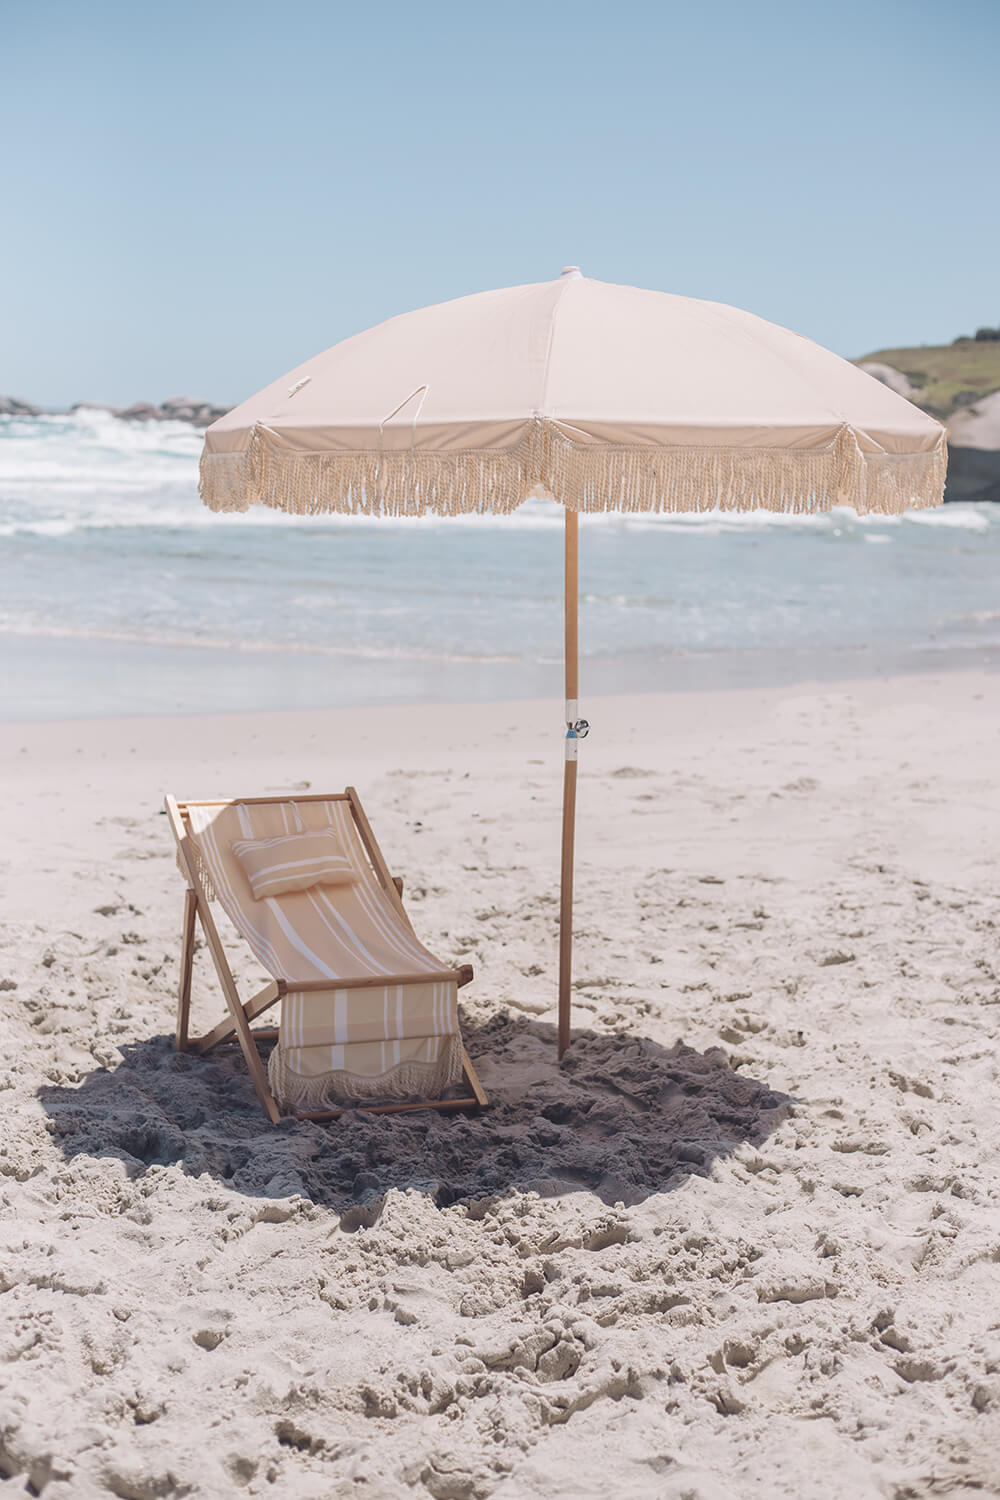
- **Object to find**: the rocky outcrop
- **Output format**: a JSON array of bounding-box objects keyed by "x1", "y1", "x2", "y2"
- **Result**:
[
  {"x1": 947, "y1": 389, "x2": 1000, "y2": 450},
  {"x1": 71, "y1": 396, "x2": 230, "y2": 427},
  {"x1": 0, "y1": 395, "x2": 42, "y2": 416},
  {"x1": 858, "y1": 362, "x2": 917, "y2": 400},
  {"x1": 855, "y1": 360, "x2": 1000, "y2": 502},
  {"x1": 160, "y1": 395, "x2": 229, "y2": 424},
  {"x1": 1, "y1": 395, "x2": 230, "y2": 427},
  {"x1": 946, "y1": 391, "x2": 1000, "y2": 503}
]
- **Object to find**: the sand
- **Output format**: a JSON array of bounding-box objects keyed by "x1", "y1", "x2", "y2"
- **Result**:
[{"x1": 1, "y1": 674, "x2": 998, "y2": 1499}]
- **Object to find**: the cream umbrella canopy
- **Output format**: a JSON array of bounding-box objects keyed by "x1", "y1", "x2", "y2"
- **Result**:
[{"x1": 199, "y1": 268, "x2": 947, "y2": 1057}]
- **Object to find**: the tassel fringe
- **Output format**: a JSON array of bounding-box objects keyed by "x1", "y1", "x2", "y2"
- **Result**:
[
  {"x1": 200, "y1": 419, "x2": 946, "y2": 519},
  {"x1": 178, "y1": 845, "x2": 217, "y2": 903},
  {"x1": 267, "y1": 1033, "x2": 465, "y2": 1110}
]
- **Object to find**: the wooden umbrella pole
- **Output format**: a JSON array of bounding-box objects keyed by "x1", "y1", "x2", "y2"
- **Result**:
[{"x1": 558, "y1": 507, "x2": 580, "y2": 1059}]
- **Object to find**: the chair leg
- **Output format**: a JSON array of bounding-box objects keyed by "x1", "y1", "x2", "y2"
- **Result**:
[
  {"x1": 188, "y1": 981, "x2": 282, "y2": 1054},
  {"x1": 176, "y1": 886, "x2": 197, "y2": 1052},
  {"x1": 219, "y1": 977, "x2": 283, "y2": 1125},
  {"x1": 461, "y1": 1046, "x2": 488, "y2": 1108}
]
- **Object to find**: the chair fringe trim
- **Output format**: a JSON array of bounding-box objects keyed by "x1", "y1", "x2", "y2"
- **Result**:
[
  {"x1": 268, "y1": 1033, "x2": 464, "y2": 1110},
  {"x1": 200, "y1": 420, "x2": 947, "y2": 519},
  {"x1": 177, "y1": 844, "x2": 217, "y2": 903}
]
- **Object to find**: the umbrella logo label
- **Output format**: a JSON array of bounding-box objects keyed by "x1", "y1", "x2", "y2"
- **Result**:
[{"x1": 565, "y1": 702, "x2": 589, "y2": 760}]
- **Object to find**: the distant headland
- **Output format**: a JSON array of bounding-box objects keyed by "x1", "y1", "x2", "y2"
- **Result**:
[{"x1": 856, "y1": 325, "x2": 1000, "y2": 503}]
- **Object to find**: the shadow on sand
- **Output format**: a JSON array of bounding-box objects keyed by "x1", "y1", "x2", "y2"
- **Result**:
[{"x1": 38, "y1": 1010, "x2": 791, "y2": 1213}]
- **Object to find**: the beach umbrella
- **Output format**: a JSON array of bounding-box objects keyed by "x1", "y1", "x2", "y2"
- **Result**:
[{"x1": 198, "y1": 268, "x2": 946, "y2": 1058}]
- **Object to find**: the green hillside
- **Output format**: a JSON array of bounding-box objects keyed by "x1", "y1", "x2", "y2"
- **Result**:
[{"x1": 855, "y1": 339, "x2": 1000, "y2": 420}]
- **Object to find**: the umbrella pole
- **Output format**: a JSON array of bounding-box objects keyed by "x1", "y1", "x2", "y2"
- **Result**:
[{"x1": 558, "y1": 507, "x2": 579, "y2": 1059}]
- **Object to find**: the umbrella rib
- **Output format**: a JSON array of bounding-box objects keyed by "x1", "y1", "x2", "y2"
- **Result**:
[
  {"x1": 698, "y1": 298, "x2": 852, "y2": 429},
  {"x1": 538, "y1": 275, "x2": 575, "y2": 422}
]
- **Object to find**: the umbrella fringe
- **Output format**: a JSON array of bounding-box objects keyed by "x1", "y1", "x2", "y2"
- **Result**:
[{"x1": 199, "y1": 419, "x2": 946, "y2": 519}]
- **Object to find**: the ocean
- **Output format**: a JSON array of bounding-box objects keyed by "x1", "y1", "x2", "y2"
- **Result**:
[{"x1": 2, "y1": 409, "x2": 998, "y2": 721}]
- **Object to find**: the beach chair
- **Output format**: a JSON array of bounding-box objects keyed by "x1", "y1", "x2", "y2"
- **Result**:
[{"x1": 164, "y1": 789, "x2": 487, "y2": 1123}]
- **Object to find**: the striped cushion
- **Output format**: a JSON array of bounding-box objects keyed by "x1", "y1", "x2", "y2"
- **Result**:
[{"x1": 231, "y1": 828, "x2": 356, "y2": 900}]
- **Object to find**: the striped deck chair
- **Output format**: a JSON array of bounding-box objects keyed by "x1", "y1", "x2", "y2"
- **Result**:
[{"x1": 164, "y1": 790, "x2": 487, "y2": 1123}]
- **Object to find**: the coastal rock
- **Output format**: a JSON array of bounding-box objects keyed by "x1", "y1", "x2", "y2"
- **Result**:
[
  {"x1": 0, "y1": 395, "x2": 42, "y2": 416},
  {"x1": 66, "y1": 397, "x2": 232, "y2": 428},
  {"x1": 119, "y1": 402, "x2": 163, "y2": 422},
  {"x1": 0, "y1": 395, "x2": 216, "y2": 424},
  {"x1": 120, "y1": 397, "x2": 229, "y2": 427},
  {"x1": 947, "y1": 389, "x2": 1000, "y2": 451},
  {"x1": 946, "y1": 392, "x2": 1000, "y2": 503},
  {"x1": 857, "y1": 362, "x2": 917, "y2": 400}
]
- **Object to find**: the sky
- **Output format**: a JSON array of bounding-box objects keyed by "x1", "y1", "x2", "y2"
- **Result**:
[{"x1": 2, "y1": 0, "x2": 997, "y2": 408}]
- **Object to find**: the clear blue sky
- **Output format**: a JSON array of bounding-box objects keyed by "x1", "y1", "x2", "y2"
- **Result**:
[{"x1": 3, "y1": 0, "x2": 997, "y2": 407}]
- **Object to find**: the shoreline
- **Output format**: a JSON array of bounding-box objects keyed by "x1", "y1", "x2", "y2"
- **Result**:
[{"x1": 3, "y1": 630, "x2": 998, "y2": 723}]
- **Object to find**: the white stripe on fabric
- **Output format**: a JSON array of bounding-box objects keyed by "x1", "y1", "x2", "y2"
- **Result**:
[
  {"x1": 264, "y1": 896, "x2": 337, "y2": 977},
  {"x1": 309, "y1": 885, "x2": 390, "y2": 976},
  {"x1": 349, "y1": 875, "x2": 438, "y2": 971},
  {"x1": 305, "y1": 888, "x2": 385, "y2": 977},
  {"x1": 293, "y1": 886, "x2": 379, "y2": 976},
  {"x1": 248, "y1": 867, "x2": 353, "y2": 900},
  {"x1": 244, "y1": 854, "x2": 353, "y2": 877}
]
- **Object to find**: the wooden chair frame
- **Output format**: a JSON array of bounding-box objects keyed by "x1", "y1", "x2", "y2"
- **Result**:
[{"x1": 164, "y1": 788, "x2": 487, "y2": 1124}]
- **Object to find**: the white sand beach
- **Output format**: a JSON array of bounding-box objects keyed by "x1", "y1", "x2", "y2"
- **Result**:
[{"x1": 1, "y1": 672, "x2": 999, "y2": 1498}]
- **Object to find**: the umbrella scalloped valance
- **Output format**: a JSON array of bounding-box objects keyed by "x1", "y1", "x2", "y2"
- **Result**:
[{"x1": 200, "y1": 413, "x2": 945, "y2": 519}]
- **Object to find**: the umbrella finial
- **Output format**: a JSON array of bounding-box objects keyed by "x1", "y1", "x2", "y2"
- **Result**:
[{"x1": 560, "y1": 265, "x2": 582, "y2": 279}]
